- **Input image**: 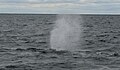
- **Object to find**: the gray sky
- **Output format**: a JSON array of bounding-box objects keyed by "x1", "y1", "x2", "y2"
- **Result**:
[{"x1": 0, "y1": 0, "x2": 120, "y2": 14}]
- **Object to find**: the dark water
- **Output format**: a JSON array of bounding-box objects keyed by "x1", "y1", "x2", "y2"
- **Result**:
[{"x1": 0, "y1": 14, "x2": 120, "y2": 70}]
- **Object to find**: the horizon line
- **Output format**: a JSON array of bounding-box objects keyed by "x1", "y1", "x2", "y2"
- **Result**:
[{"x1": 0, "y1": 13, "x2": 120, "y2": 16}]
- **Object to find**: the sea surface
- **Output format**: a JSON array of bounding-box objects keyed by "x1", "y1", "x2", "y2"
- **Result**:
[{"x1": 0, "y1": 14, "x2": 120, "y2": 70}]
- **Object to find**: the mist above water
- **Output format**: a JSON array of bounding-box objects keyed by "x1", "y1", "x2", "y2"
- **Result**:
[{"x1": 50, "y1": 15, "x2": 82, "y2": 51}]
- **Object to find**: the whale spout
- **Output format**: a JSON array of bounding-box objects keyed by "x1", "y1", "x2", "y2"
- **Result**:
[{"x1": 50, "y1": 15, "x2": 83, "y2": 51}]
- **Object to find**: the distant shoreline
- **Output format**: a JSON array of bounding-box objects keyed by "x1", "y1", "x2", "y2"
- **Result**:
[{"x1": 0, "y1": 13, "x2": 120, "y2": 16}]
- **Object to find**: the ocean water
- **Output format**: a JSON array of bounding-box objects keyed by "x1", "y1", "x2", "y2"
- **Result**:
[{"x1": 0, "y1": 14, "x2": 120, "y2": 70}]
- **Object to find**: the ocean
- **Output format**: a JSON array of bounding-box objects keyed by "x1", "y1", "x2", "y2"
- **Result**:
[{"x1": 0, "y1": 14, "x2": 120, "y2": 70}]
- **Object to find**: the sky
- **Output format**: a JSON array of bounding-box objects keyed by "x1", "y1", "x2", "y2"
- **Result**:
[{"x1": 0, "y1": 0, "x2": 120, "y2": 14}]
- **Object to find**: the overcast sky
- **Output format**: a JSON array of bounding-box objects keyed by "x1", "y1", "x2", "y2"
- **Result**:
[{"x1": 0, "y1": 0, "x2": 120, "y2": 14}]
